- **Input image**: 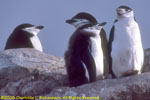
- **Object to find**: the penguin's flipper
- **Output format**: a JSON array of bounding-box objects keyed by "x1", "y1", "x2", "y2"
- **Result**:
[
  {"x1": 108, "y1": 25, "x2": 116, "y2": 78},
  {"x1": 81, "y1": 46, "x2": 96, "y2": 82},
  {"x1": 108, "y1": 20, "x2": 119, "y2": 78},
  {"x1": 68, "y1": 60, "x2": 89, "y2": 87},
  {"x1": 100, "y1": 29, "x2": 109, "y2": 77},
  {"x1": 65, "y1": 49, "x2": 89, "y2": 87}
]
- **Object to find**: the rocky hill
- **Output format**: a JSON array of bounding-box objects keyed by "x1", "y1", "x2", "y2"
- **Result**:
[{"x1": 0, "y1": 48, "x2": 150, "y2": 100}]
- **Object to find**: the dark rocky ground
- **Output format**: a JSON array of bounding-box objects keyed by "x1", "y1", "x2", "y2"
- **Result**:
[{"x1": 0, "y1": 48, "x2": 150, "y2": 100}]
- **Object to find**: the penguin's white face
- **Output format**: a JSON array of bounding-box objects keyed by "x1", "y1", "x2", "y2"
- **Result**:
[
  {"x1": 82, "y1": 25, "x2": 103, "y2": 36},
  {"x1": 70, "y1": 19, "x2": 90, "y2": 29},
  {"x1": 116, "y1": 8, "x2": 134, "y2": 18},
  {"x1": 22, "y1": 27, "x2": 41, "y2": 36}
]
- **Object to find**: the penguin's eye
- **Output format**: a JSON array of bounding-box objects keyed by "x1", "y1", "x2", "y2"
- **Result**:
[
  {"x1": 126, "y1": 9, "x2": 131, "y2": 12},
  {"x1": 88, "y1": 27, "x2": 94, "y2": 29}
]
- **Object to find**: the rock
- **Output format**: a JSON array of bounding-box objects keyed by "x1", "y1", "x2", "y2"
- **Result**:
[
  {"x1": 0, "y1": 48, "x2": 65, "y2": 74},
  {"x1": 1, "y1": 76, "x2": 34, "y2": 96},
  {"x1": 0, "y1": 48, "x2": 150, "y2": 100},
  {"x1": 0, "y1": 66, "x2": 30, "y2": 89},
  {"x1": 44, "y1": 72, "x2": 150, "y2": 100},
  {"x1": 142, "y1": 48, "x2": 150, "y2": 72},
  {"x1": 0, "y1": 48, "x2": 67, "y2": 96}
]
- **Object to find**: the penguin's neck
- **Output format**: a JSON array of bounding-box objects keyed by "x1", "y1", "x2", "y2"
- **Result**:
[
  {"x1": 90, "y1": 33, "x2": 103, "y2": 76},
  {"x1": 90, "y1": 35, "x2": 102, "y2": 57},
  {"x1": 118, "y1": 17, "x2": 135, "y2": 25},
  {"x1": 30, "y1": 35, "x2": 43, "y2": 52}
]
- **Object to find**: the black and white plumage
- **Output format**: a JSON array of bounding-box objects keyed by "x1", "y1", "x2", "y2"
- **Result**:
[
  {"x1": 65, "y1": 12, "x2": 107, "y2": 87},
  {"x1": 5, "y1": 23, "x2": 44, "y2": 52},
  {"x1": 109, "y1": 6, "x2": 144, "y2": 78}
]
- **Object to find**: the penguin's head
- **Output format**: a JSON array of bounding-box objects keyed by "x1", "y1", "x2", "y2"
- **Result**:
[
  {"x1": 81, "y1": 22, "x2": 107, "y2": 36},
  {"x1": 116, "y1": 6, "x2": 134, "y2": 18},
  {"x1": 13, "y1": 24, "x2": 44, "y2": 37},
  {"x1": 66, "y1": 12, "x2": 97, "y2": 29},
  {"x1": 19, "y1": 24, "x2": 44, "y2": 36}
]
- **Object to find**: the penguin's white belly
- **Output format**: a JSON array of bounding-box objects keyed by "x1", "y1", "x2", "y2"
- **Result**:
[
  {"x1": 111, "y1": 22, "x2": 144, "y2": 77},
  {"x1": 30, "y1": 36, "x2": 43, "y2": 52},
  {"x1": 112, "y1": 47, "x2": 143, "y2": 77},
  {"x1": 90, "y1": 36, "x2": 104, "y2": 78}
]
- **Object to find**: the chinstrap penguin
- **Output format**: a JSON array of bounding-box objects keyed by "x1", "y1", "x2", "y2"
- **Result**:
[
  {"x1": 108, "y1": 6, "x2": 144, "y2": 78},
  {"x1": 5, "y1": 23, "x2": 44, "y2": 52},
  {"x1": 65, "y1": 12, "x2": 107, "y2": 87}
]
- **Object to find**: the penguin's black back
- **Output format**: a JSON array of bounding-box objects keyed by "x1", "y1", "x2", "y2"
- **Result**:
[
  {"x1": 65, "y1": 25, "x2": 96, "y2": 87},
  {"x1": 5, "y1": 25, "x2": 34, "y2": 50}
]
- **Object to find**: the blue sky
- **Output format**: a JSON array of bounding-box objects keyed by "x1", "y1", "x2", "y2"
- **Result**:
[{"x1": 0, "y1": 0, "x2": 149, "y2": 57}]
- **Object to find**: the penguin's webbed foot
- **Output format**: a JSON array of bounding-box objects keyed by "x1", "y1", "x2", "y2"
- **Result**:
[{"x1": 122, "y1": 70, "x2": 139, "y2": 77}]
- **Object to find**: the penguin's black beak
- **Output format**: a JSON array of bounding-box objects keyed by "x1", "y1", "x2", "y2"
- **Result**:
[
  {"x1": 36, "y1": 26, "x2": 44, "y2": 29},
  {"x1": 98, "y1": 22, "x2": 107, "y2": 26},
  {"x1": 95, "y1": 22, "x2": 107, "y2": 30},
  {"x1": 66, "y1": 19, "x2": 76, "y2": 24}
]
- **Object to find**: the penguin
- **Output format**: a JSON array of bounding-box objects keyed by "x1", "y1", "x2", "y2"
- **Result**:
[
  {"x1": 65, "y1": 12, "x2": 107, "y2": 87},
  {"x1": 66, "y1": 12, "x2": 109, "y2": 78},
  {"x1": 4, "y1": 23, "x2": 44, "y2": 52},
  {"x1": 108, "y1": 6, "x2": 144, "y2": 78}
]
